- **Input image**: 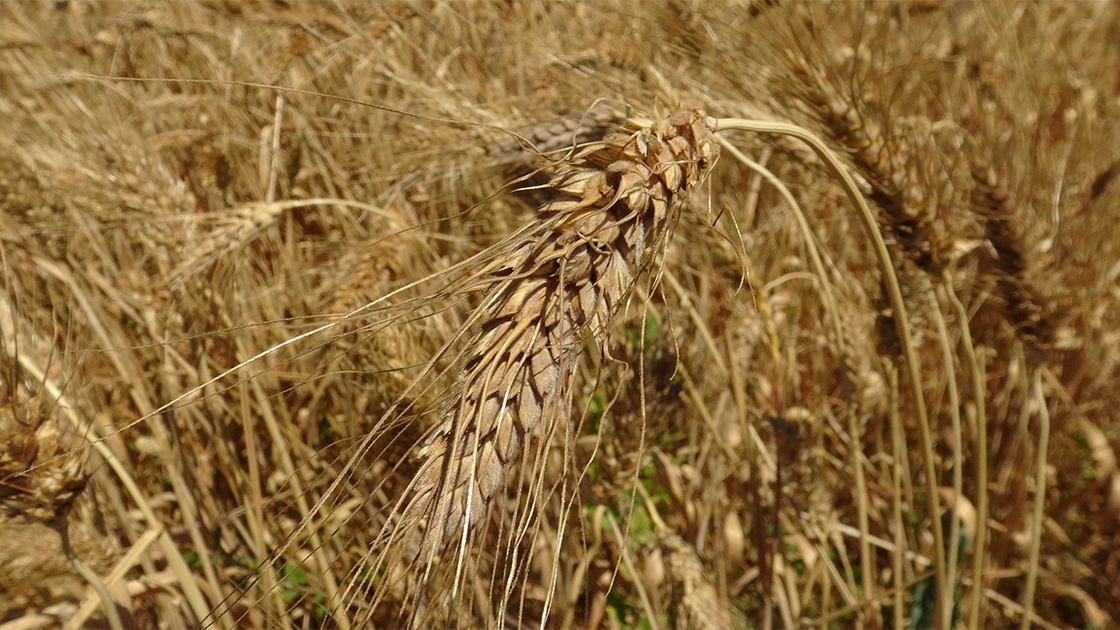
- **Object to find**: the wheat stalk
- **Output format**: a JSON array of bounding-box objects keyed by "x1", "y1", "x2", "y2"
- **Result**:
[{"x1": 710, "y1": 113, "x2": 950, "y2": 628}]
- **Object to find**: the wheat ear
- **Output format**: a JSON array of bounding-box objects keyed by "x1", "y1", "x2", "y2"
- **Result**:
[
  {"x1": 359, "y1": 108, "x2": 718, "y2": 624},
  {"x1": 971, "y1": 166, "x2": 1054, "y2": 351},
  {"x1": 788, "y1": 60, "x2": 946, "y2": 275}
]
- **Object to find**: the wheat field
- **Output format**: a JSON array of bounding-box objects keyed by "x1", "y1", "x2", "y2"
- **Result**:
[{"x1": 2, "y1": 2, "x2": 1119, "y2": 629}]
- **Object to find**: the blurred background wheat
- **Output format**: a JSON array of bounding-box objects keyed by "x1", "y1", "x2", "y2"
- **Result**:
[{"x1": 1, "y1": 1, "x2": 1119, "y2": 629}]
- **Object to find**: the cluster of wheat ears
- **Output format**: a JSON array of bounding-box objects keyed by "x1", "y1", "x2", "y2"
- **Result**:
[
  {"x1": 0, "y1": 100, "x2": 1029, "y2": 628},
  {"x1": 4, "y1": 2, "x2": 1120, "y2": 630}
]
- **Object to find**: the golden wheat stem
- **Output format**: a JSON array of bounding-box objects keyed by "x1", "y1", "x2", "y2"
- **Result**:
[
  {"x1": 976, "y1": 584, "x2": 1063, "y2": 630},
  {"x1": 943, "y1": 269, "x2": 990, "y2": 630},
  {"x1": 801, "y1": 517, "x2": 860, "y2": 610},
  {"x1": 888, "y1": 362, "x2": 906, "y2": 630},
  {"x1": 774, "y1": 559, "x2": 796, "y2": 630},
  {"x1": 679, "y1": 364, "x2": 738, "y2": 463},
  {"x1": 661, "y1": 267, "x2": 729, "y2": 377},
  {"x1": 929, "y1": 277, "x2": 966, "y2": 629},
  {"x1": 1020, "y1": 367, "x2": 1051, "y2": 630},
  {"x1": 605, "y1": 511, "x2": 663, "y2": 630},
  {"x1": 229, "y1": 324, "x2": 350, "y2": 630},
  {"x1": 559, "y1": 504, "x2": 606, "y2": 630},
  {"x1": 712, "y1": 116, "x2": 947, "y2": 625},
  {"x1": 52, "y1": 516, "x2": 123, "y2": 630},
  {"x1": 237, "y1": 375, "x2": 279, "y2": 625},
  {"x1": 65, "y1": 528, "x2": 161, "y2": 630},
  {"x1": 266, "y1": 94, "x2": 284, "y2": 204},
  {"x1": 809, "y1": 568, "x2": 936, "y2": 627}
]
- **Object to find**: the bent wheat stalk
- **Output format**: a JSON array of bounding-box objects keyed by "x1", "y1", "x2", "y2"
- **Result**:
[
  {"x1": 350, "y1": 108, "x2": 718, "y2": 627},
  {"x1": 711, "y1": 116, "x2": 946, "y2": 627}
]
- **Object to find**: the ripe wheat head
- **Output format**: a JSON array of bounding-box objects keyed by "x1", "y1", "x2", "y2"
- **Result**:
[{"x1": 356, "y1": 107, "x2": 719, "y2": 625}]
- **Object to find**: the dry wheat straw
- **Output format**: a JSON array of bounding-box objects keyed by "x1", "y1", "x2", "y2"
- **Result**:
[
  {"x1": 1021, "y1": 368, "x2": 1051, "y2": 630},
  {"x1": 781, "y1": 52, "x2": 983, "y2": 626},
  {"x1": 714, "y1": 133, "x2": 876, "y2": 622},
  {"x1": 943, "y1": 264, "x2": 991, "y2": 630},
  {"x1": 783, "y1": 61, "x2": 1044, "y2": 630},
  {"x1": 967, "y1": 164, "x2": 1053, "y2": 627},
  {"x1": 928, "y1": 276, "x2": 966, "y2": 630},
  {"x1": 358, "y1": 108, "x2": 718, "y2": 626}
]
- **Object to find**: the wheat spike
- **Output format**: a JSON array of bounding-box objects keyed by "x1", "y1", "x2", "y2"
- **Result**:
[
  {"x1": 971, "y1": 165, "x2": 1054, "y2": 352},
  {"x1": 0, "y1": 300, "x2": 88, "y2": 525},
  {"x1": 369, "y1": 107, "x2": 718, "y2": 624},
  {"x1": 0, "y1": 386, "x2": 88, "y2": 523},
  {"x1": 788, "y1": 60, "x2": 947, "y2": 274}
]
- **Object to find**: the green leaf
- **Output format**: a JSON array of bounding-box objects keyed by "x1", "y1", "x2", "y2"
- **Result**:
[
  {"x1": 279, "y1": 563, "x2": 308, "y2": 586},
  {"x1": 605, "y1": 591, "x2": 637, "y2": 627},
  {"x1": 315, "y1": 417, "x2": 333, "y2": 450},
  {"x1": 628, "y1": 505, "x2": 654, "y2": 547},
  {"x1": 587, "y1": 390, "x2": 605, "y2": 434},
  {"x1": 642, "y1": 312, "x2": 661, "y2": 347}
]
